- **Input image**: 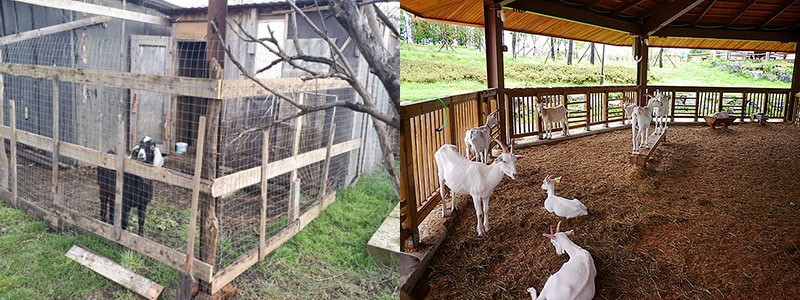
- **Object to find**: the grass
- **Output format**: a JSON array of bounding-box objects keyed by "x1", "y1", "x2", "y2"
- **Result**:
[
  {"x1": 401, "y1": 43, "x2": 791, "y2": 102},
  {"x1": 0, "y1": 172, "x2": 398, "y2": 299}
]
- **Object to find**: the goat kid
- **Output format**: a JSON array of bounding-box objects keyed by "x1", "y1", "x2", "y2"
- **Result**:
[
  {"x1": 536, "y1": 101, "x2": 569, "y2": 139},
  {"x1": 98, "y1": 136, "x2": 164, "y2": 236},
  {"x1": 647, "y1": 90, "x2": 670, "y2": 134},
  {"x1": 631, "y1": 99, "x2": 657, "y2": 153},
  {"x1": 435, "y1": 139, "x2": 523, "y2": 236},
  {"x1": 528, "y1": 222, "x2": 596, "y2": 300},
  {"x1": 464, "y1": 111, "x2": 498, "y2": 164},
  {"x1": 541, "y1": 175, "x2": 588, "y2": 218}
]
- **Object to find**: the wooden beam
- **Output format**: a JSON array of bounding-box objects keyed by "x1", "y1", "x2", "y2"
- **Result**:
[
  {"x1": 643, "y1": 0, "x2": 705, "y2": 36},
  {"x1": 55, "y1": 207, "x2": 214, "y2": 282},
  {"x1": 65, "y1": 245, "x2": 164, "y2": 300},
  {"x1": 112, "y1": 115, "x2": 125, "y2": 240},
  {"x1": 0, "y1": 125, "x2": 213, "y2": 193},
  {"x1": 654, "y1": 26, "x2": 799, "y2": 42},
  {"x1": 613, "y1": 0, "x2": 647, "y2": 16},
  {"x1": 0, "y1": 50, "x2": 7, "y2": 192},
  {"x1": 288, "y1": 93, "x2": 304, "y2": 222},
  {"x1": 259, "y1": 129, "x2": 270, "y2": 260},
  {"x1": 759, "y1": 0, "x2": 796, "y2": 28},
  {"x1": 210, "y1": 192, "x2": 336, "y2": 294},
  {"x1": 789, "y1": 42, "x2": 800, "y2": 121},
  {"x1": 219, "y1": 78, "x2": 351, "y2": 98},
  {"x1": 9, "y1": 101, "x2": 17, "y2": 207},
  {"x1": 51, "y1": 78, "x2": 62, "y2": 231},
  {"x1": 692, "y1": 0, "x2": 716, "y2": 26},
  {"x1": 319, "y1": 123, "x2": 336, "y2": 203},
  {"x1": 635, "y1": 36, "x2": 649, "y2": 106},
  {"x1": 210, "y1": 139, "x2": 361, "y2": 197},
  {"x1": 506, "y1": 0, "x2": 639, "y2": 33},
  {"x1": 184, "y1": 117, "x2": 206, "y2": 273},
  {"x1": 727, "y1": 0, "x2": 758, "y2": 27},
  {"x1": 0, "y1": 62, "x2": 221, "y2": 99},
  {"x1": 0, "y1": 16, "x2": 110, "y2": 46},
  {"x1": 13, "y1": 0, "x2": 170, "y2": 26}
]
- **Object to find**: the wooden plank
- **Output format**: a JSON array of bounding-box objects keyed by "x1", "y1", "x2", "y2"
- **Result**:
[
  {"x1": 0, "y1": 50, "x2": 7, "y2": 191},
  {"x1": 113, "y1": 115, "x2": 125, "y2": 241},
  {"x1": 0, "y1": 16, "x2": 109, "y2": 46},
  {"x1": 220, "y1": 78, "x2": 351, "y2": 98},
  {"x1": 65, "y1": 245, "x2": 164, "y2": 300},
  {"x1": 184, "y1": 116, "x2": 206, "y2": 272},
  {"x1": 56, "y1": 207, "x2": 213, "y2": 282},
  {"x1": 319, "y1": 123, "x2": 336, "y2": 204},
  {"x1": 211, "y1": 139, "x2": 361, "y2": 197},
  {"x1": 505, "y1": 0, "x2": 638, "y2": 33},
  {"x1": 655, "y1": 27, "x2": 799, "y2": 42},
  {"x1": 211, "y1": 192, "x2": 336, "y2": 294},
  {"x1": 288, "y1": 93, "x2": 304, "y2": 222},
  {"x1": 643, "y1": 0, "x2": 704, "y2": 36},
  {"x1": 259, "y1": 130, "x2": 270, "y2": 260},
  {"x1": 51, "y1": 79, "x2": 61, "y2": 206},
  {"x1": 0, "y1": 125, "x2": 213, "y2": 193},
  {"x1": 13, "y1": 0, "x2": 170, "y2": 26},
  {"x1": 0, "y1": 62, "x2": 221, "y2": 99},
  {"x1": 9, "y1": 101, "x2": 17, "y2": 207}
]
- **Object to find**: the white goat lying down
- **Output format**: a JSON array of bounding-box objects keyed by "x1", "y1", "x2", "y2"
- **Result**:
[
  {"x1": 434, "y1": 139, "x2": 523, "y2": 236},
  {"x1": 648, "y1": 90, "x2": 671, "y2": 134},
  {"x1": 528, "y1": 222, "x2": 596, "y2": 300},
  {"x1": 711, "y1": 108, "x2": 734, "y2": 119},
  {"x1": 536, "y1": 100, "x2": 569, "y2": 139},
  {"x1": 464, "y1": 111, "x2": 499, "y2": 164},
  {"x1": 541, "y1": 175, "x2": 588, "y2": 218}
]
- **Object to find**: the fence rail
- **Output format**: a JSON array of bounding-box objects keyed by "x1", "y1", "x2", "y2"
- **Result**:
[{"x1": 401, "y1": 85, "x2": 795, "y2": 251}]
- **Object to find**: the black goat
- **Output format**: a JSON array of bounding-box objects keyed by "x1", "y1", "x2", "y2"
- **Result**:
[{"x1": 98, "y1": 136, "x2": 163, "y2": 236}]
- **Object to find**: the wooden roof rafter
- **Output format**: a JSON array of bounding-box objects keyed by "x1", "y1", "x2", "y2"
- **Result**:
[
  {"x1": 726, "y1": 0, "x2": 759, "y2": 27},
  {"x1": 643, "y1": 0, "x2": 706, "y2": 36},
  {"x1": 505, "y1": 0, "x2": 639, "y2": 33},
  {"x1": 759, "y1": 0, "x2": 797, "y2": 29},
  {"x1": 612, "y1": 0, "x2": 648, "y2": 17},
  {"x1": 691, "y1": 0, "x2": 716, "y2": 26}
]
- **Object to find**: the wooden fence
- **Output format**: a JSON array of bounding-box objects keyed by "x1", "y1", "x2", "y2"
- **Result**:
[
  {"x1": 400, "y1": 85, "x2": 794, "y2": 251},
  {"x1": 399, "y1": 89, "x2": 497, "y2": 249}
]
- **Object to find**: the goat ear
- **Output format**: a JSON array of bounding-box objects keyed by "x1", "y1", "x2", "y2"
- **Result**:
[
  {"x1": 554, "y1": 176, "x2": 562, "y2": 183},
  {"x1": 542, "y1": 233, "x2": 554, "y2": 240},
  {"x1": 128, "y1": 145, "x2": 140, "y2": 159},
  {"x1": 514, "y1": 154, "x2": 526, "y2": 160}
]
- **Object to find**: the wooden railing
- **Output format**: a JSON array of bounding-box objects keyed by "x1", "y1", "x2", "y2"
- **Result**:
[
  {"x1": 505, "y1": 85, "x2": 639, "y2": 139},
  {"x1": 399, "y1": 89, "x2": 497, "y2": 249},
  {"x1": 648, "y1": 86, "x2": 792, "y2": 122}
]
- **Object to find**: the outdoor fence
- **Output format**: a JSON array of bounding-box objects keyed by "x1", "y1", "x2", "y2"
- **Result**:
[
  {"x1": 0, "y1": 33, "x2": 381, "y2": 295},
  {"x1": 400, "y1": 85, "x2": 795, "y2": 250}
]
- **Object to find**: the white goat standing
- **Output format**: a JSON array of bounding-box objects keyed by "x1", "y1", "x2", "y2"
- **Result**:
[
  {"x1": 434, "y1": 139, "x2": 523, "y2": 236},
  {"x1": 536, "y1": 101, "x2": 569, "y2": 139},
  {"x1": 631, "y1": 99, "x2": 656, "y2": 153},
  {"x1": 464, "y1": 111, "x2": 498, "y2": 164},
  {"x1": 649, "y1": 90, "x2": 670, "y2": 133},
  {"x1": 541, "y1": 175, "x2": 588, "y2": 218},
  {"x1": 528, "y1": 222, "x2": 596, "y2": 300}
]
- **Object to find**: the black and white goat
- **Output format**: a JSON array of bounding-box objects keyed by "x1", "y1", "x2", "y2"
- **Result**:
[{"x1": 98, "y1": 136, "x2": 164, "y2": 236}]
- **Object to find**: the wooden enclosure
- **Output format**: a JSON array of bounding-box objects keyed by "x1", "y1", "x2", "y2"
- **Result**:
[{"x1": 400, "y1": 86, "x2": 796, "y2": 249}]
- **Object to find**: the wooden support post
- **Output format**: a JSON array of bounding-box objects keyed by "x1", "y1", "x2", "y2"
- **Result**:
[
  {"x1": 178, "y1": 116, "x2": 206, "y2": 299},
  {"x1": 288, "y1": 93, "x2": 304, "y2": 222},
  {"x1": 399, "y1": 118, "x2": 418, "y2": 251},
  {"x1": 741, "y1": 92, "x2": 748, "y2": 122},
  {"x1": 319, "y1": 123, "x2": 336, "y2": 206},
  {"x1": 112, "y1": 115, "x2": 125, "y2": 240},
  {"x1": 718, "y1": 91, "x2": 724, "y2": 113},
  {"x1": 584, "y1": 92, "x2": 590, "y2": 131},
  {"x1": 129, "y1": 93, "x2": 139, "y2": 147},
  {"x1": 670, "y1": 91, "x2": 676, "y2": 122},
  {"x1": 259, "y1": 129, "x2": 270, "y2": 260},
  {"x1": 199, "y1": 0, "x2": 227, "y2": 296},
  {"x1": 9, "y1": 100, "x2": 17, "y2": 207},
  {"x1": 790, "y1": 42, "x2": 800, "y2": 122},
  {"x1": 602, "y1": 92, "x2": 609, "y2": 127},
  {"x1": 634, "y1": 36, "x2": 649, "y2": 106},
  {"x1": 0, "y1": 49, "x2": 7, "y2": 191},
  {"x1": 51, "y1": 78, "x2": 63, "y2": 230},
  {"x1": 694, "y1": 91, "x2": 699, "y2": 122}
]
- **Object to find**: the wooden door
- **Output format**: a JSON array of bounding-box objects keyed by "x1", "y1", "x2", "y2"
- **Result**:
[{"x1": 130, "y1": 35, "x2": 175, "y2": 151}]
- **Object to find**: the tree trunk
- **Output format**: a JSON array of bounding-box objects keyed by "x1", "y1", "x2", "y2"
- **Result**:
[{"x1": 567, "y1": 39, "x2": 573, "y2": 65}]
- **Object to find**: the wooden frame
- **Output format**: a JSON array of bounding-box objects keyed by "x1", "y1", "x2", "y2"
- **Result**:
[
  {"x1": 12, "y1": 0, "x2": 170, "y2": 26},
  {"x1": 0, "y1": 16, "x2": 110, "y2": 46}
]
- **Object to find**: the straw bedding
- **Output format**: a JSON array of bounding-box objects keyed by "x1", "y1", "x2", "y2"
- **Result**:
[{"x1": 414, "y1": 123, "x2": 800, "y2": 299}]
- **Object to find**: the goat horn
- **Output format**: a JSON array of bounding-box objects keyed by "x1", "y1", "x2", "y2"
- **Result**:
[
  {"x1": 494, "y1": 137, "x2": 509, "y2": 153},
  {"x1": 556, "y1": 221, "x2": 562, "y2": 233},
  {"x1": 549, "y1": 225, "x2": 554, "y2": 235}
]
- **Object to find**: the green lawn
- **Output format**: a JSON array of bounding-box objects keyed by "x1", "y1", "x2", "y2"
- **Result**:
[
  {"x1": 401, "y1": 43, "x2": 791, "y2": 102},
  {"x1": 0, "y1": 173, "x2": 398, "y2": 300}
]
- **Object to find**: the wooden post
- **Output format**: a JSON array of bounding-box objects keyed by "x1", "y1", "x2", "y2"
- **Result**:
[
  {"x1": 584, "y1": 92, "x2": 590, "y2": 131},
  {"x1": 484, "y1": 0, "x2": 507, "y2": 143},
  {"x1": 634, "y1": 36, "x2": 649, "y2": 106},
  {"x1": 112, "y1": 114, "x2": 126, "y2": 240},
  {"x1": 288, "y1": 93, "x2": 305, "y2": 222},
  {"x1": 179, "y1": 116, "x2": 206, "y2": 299},
  {"x1": 129, "y1": 93, "x2": 139, "y2": 146},
  {"x1": 741, "y1": 92, "x2": 748, "y2": 122},
  {"x1": 200, "y1": 0, "x2": 227, "y2": 295},
  {"x1": 602, "y1": 92, "x2": 609, "y2": 127},
  {"x1": 259, "y1": 129, "x2": 270, "y2": 260},
  {"x1": 790, "y1": 43, "x2": 800, "y2": 122},
  {"x1": 319, "y1": 123, "x2": 336, "y2": 206},
  {"x1": 718, "y1": 91, "x2": 724, "y2": 113},
  {"x1": 447, "y1": 100, "x2": 456, "y2": 145},
  {"x1": 0, "y1": 49, "x2": 7, "y2": 191},
  {"x1": 670, "y1": 91, "x2": 676, "y2": 122},
  {"x1": 399, "y1": 118, "x2": 418, "y2": 251},
  {"x1": 9, "y1": 100, "x2": 17, "y2": 207},
  {"x1": 694, "y1": 91, "x2": 699, "y2": 122},
  {"x1": 51, "y1": 78, "x2": 63, "y2": 230}
]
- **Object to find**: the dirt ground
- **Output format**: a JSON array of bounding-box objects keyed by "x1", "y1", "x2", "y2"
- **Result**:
[{"x1": 413, "y1": 123, "x2": 800, "y2": 299}]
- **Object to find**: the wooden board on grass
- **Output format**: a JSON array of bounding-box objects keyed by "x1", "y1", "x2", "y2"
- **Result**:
[{"x1": 65, "y1": 245, "x2": 164, "y2": 300}]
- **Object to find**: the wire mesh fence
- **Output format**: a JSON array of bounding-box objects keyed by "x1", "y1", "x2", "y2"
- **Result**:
[{"x1": 0, "y1": 25, "x2": 385, "y2": 292}]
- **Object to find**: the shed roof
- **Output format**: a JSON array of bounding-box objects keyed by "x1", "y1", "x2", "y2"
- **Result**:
[{"x1": 402, "y1": 0, "x2": 799, "y2": 52}]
